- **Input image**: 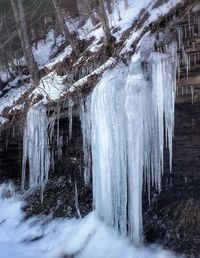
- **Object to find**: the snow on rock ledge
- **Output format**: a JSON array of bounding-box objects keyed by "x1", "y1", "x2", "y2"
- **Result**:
[{"x1": 32, "y1": 72, "x2": 65, "y2": 102}]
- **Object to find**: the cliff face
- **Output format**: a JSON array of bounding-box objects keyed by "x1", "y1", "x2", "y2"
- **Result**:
[
  {"x1": 145, "y1": 6, "x2": 200, "y2": 257},
  {"x1": 0, "y1": 1, "x2": 200, "y2": 257}
]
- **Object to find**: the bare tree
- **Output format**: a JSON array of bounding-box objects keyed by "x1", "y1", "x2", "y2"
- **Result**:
[
  {"x1": 77, "y1": 0, "x2": 98, "y2": 27},
  {"x1": 96, "y1": 0, "x2": 112, "y2": 43},
  {"x1": 123, "y1": 0, "x2": 129, "y2": 9},
  {"x1": 105, "y1": 0, "x2": 113, "y2": 14},
  {"x1": 10, "y1": 0, "x2": 40, "y2": 85},
  {"x1": 52, "y1": 0, "x2": 76, "y2": 52}
]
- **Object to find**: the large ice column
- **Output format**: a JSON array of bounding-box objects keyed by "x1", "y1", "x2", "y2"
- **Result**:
[
  {"x1": 91, "y1": 63, "x2": 128, "y2": 236},
  {"x1": 89, "y1": 44, "x2": 176, "y2": 244},
  {"x1": 22, "y1": 104, "x2": 50, "y2": 200},
  {"x1": 125, "y1": 53, "x2": 148, "y2": 243}
]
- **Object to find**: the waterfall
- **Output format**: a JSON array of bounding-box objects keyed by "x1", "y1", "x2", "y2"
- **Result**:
[
  {"x1": 22, "y1": 103, "x2": 50, "y2": 201},
  {"x1": 87, "y1": 36, "x2": 177, "y2": 244}
]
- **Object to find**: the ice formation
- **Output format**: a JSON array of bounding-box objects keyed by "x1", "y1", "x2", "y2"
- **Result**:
[
  {"x1": 68, "y1": 98, "x2": 74, "y2": 141},
  {"x1": 80, "y1": 95, "x2": 92, "y2": 185},
  {"x1": 88, "y1": 35, "x2": 177, "y2": 244},
  {"x1": 22, "y1": 104, "x2": 50, "y2": 201}
]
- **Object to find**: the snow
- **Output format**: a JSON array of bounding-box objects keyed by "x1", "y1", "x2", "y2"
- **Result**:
[
  {"x1": 149, "y1": 0, "x2": 182, "y2": 23},
  {"x1": 111, "y1": 0, "x2": 152, "y2": 39},
  {"x1": 70, "y1": 57, "x2": 115, "y2": 92},
  {"x1": 32, "y1": 72, "x2": 65, "y2": 102},
  {"x1": 44, "y1": 45, "x2": 72, "y2": 70},
  {"x1": 0, "y1": 85, "x2": 29, "y2": 114},
  {"x1": 9, "y1": 103, "x2": 24, "y2": 113},
  {"x1": 0, "y1": 69, "x2": 10, "y2": 82},
  {"x1": 0, "y1": 116, "x2": 9, "y2": 125},
  {"x1": 68, "y1": 98, "x2": 74, "y2": 141},
  {"x1": 0, "y1": 83, "x2": 31, "y2": 125},
  {"x1": 0, "y1": 0, "x2": 181, "y2": 121},
  {"x1": 33, "y1": 30, "x2": 57, "y2": 67},
  {"x1": 9, "y1": 75, "x2": 30, "y2": 87},
  {"x1": 0, "y1": 182, "x2": 181, "y2": 258},
  {"x1": 120, "y1": 0, "x2": 182, "y2": 54}
]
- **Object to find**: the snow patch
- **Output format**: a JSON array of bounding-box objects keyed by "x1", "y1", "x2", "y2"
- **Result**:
[
  {"x1": 33, "y1": 72, "x2": 65, "y2": 102},
  {"x1": 0, "y1": 183, "x2": 181, "y2": 258}
]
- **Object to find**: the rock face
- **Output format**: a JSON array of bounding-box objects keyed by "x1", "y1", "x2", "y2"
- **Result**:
[
  {"x1": 144, "y1": 102, "x2": 200, "y2": 257},
  {"x1": 23, "y1": 176, "x2": 92, "y2": 219},
  {"x1": 144, "y1": 5, "x2": 200, "y2": 257},
  {"x1": 24, "y1": 115, "x2": 92, "y2": 218},
  {"x1": 0, "y1": 133, "x2": 22, "y2": 183},
  {"x1": 0, "y1": 115, "x2": 93, "y2": 219},
  {"x1": 1, "y1": 2, "x2": 200, "y2": 257}
]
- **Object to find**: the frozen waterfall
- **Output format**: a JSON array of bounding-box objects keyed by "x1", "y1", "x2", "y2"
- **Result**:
[
  {"x1": 22, "y1": 103, "x2": 50, "y2": 201},
  {"x1": 88, "y1": 37, "x2": 177, "y2": 244}
]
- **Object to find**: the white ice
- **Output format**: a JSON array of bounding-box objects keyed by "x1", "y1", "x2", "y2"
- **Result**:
[
  {"x1": 88, "y1": 33, "x2": 176, "y2": 244},
  {"x1": 22, "y1": 103, "x2": 50, "y2": 201}
]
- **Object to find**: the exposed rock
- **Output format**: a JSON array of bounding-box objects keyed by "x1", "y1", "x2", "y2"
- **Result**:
[
  {"x1": 23, "y1": 176, "x2": 92, "y2": 219},
  {"x1": 144, "y1": 102, "x2": 200, "y2": 258}
]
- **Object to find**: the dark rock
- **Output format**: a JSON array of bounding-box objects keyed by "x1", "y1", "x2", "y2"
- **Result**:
[
  {"x1": 144, "y1": 102, "x2": 200, "y2": 258},
  {"x1": 23, "y1": 176, "x2": 92, "y2": 219}
]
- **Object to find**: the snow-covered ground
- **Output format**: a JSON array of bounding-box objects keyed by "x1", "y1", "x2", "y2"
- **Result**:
[
  {"x1": 0, "y1": 183, "x2": 181, "y2": 258},
  {"x1": 0, "y1": 0, "x2": 183, "y2": 122},
  {"x1": 0, "y1": 84, "x2": 31, "y2": 125}
]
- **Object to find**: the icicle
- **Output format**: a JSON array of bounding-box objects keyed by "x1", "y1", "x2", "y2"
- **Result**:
[
  {"x1": 191, "y1": 85, "x2": 194, "y2": 104},
  {"x1": 184, "y1": 25, "x2": 187, "y2": 38},
  {"x1": 177, "y1": 53, "x2": 181, "y2": 81},
  {"x1": 74, "y1": 180, "x2": 82, "y2": 219},
  {"x1": 49, "y1": 117, "x2": 56, "y2": 143},
  {"x1": 198, "y1": 15, "x2": 200, "y2": 34},
  {"x1": 22, "y1": 104, "x2": 50, "y2": 200},
  {"x1": 58, "y1": 135, "x2": 63, "y2": 161},
  {"x1": 80, "y1": 95, "x2": 92, "y2": 186},
  {"x1": 56, "y1": 105, "x2": 64, "y2": 161},
  {"x1": 192, "y1": 117, "x2": 196, "y2": 128},
  {"x1": 181, "y1": 44, "x2": 189, "y2": 79},
  {"x1": 89, "y1": 34, "x2": 176, "y2": 244},
  {"x1": 177, "y1": 26, "x2": 183, "y2": 50},
  {"x1": 181, "y1": 86, "x2": 184, "y2": 95},
  {"x1": 21, "y1": 126, "x2": 27, "y2": 190},
  {"x1": 68, "y1": 98, "x2": 74, "y2": 141},
  {"x1": 56, "y1": 104, "x2": 61, "y2": 149},
  {"x1": 188, "y1": 12, "x2": 191, "y2": 30}
]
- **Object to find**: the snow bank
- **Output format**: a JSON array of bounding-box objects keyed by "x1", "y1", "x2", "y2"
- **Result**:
[{"x1": 0, "y1": 183, "x2": 181, "y2": 258}]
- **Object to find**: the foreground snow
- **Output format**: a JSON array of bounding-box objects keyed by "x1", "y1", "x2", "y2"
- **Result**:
[{"x1": 0, "y1": 183, "x2": 181, "y2": 258}]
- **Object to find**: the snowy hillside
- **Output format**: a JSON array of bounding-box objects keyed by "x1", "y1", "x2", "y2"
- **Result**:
[{"x1": 0, "y1": 0, "x2": 182, "y2": 126}]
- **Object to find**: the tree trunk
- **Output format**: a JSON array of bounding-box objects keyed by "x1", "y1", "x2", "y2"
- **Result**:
[
  {"x1": 81, "y1": 0, "x2": 98, "y2": 27},
  {"x1": 123, "y1": 0, "x2": 129, "y2": 9},
  {"x1": 96, "y1": 0, "x2": 112, "y2": 43},
  {"x1": 105, "y1": 0, "x2": 113, "y2": 14},
  {"x1": 10, "y1": 0, "x2": 40, "y2": 85},
  {"x1": 52, "y1": 0, "x2": 76, "y2": 53}
]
